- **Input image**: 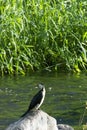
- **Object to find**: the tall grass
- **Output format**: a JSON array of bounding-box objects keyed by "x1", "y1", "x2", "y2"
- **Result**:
[{"x1": 0, "y1": 0, "x2": 87, "y2": 75}]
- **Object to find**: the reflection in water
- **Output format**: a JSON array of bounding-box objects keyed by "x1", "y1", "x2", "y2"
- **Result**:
[{"x1": 0, "y1": 72, "x2": 87, "y2": 129}]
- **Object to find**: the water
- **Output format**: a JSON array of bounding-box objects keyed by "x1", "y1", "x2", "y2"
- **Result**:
[{"x1": 0, "y1": 72, "x2": 87, "y2": 130}]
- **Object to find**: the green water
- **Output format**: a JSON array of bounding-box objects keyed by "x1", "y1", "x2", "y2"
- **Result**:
[{"x1": 0, "y1": 72, "x2": 87, "y2": 130}]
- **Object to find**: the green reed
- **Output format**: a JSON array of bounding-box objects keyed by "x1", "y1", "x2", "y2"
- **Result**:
[{"x1": 0, "y1": 0, "x2": 87, "y2": 75}]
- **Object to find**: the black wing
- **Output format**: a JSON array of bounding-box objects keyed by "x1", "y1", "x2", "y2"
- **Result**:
[
  {"x1": 29, "y1": 89, "x2": 43, "y2": 110},
  {"x1": 21, "y1": 89, "x2": 43, "y2": 117}
]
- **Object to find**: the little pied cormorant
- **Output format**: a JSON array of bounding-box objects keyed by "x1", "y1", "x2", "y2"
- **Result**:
[{"x1": 21, "y1": 84, "x2": 46, "y2": 117}]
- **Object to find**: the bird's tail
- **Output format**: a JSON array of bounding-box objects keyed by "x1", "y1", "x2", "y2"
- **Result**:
[{"x1": 21, "y1": 109, "x2": 30, "y2": 117}]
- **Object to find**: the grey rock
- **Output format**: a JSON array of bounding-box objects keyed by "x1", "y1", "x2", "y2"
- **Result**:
[
  {"x1": 6, "y1": 110, "x2": 74, "y2": 130},
  {"x1": 6, "y1": 110, "x2": 58, "y2": 130},
  {"x1": 58, "y1": 124, "x2": 74, "y2": 130}
]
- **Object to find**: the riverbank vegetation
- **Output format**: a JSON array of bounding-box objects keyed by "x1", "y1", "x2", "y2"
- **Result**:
[{"x1": 0, "y1": 0, "x2": 87, "y2": 75}]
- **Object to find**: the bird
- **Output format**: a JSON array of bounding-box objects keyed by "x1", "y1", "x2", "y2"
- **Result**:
[{"x1": 21, "y1": 84, "x2": 46, "y2": 117}]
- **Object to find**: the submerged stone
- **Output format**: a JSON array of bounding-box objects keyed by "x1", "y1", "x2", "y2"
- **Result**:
[{"x1": 58, "y1": 124, "x2": 74, "y2": 130}]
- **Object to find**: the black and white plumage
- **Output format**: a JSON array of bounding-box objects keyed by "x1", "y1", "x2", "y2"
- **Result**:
[{"x1": 21, "y1": 84, "x2": 46, "y2": 117}]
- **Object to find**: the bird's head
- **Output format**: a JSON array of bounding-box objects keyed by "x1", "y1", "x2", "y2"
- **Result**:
[{"x1": 38, "y1": 83, "x2": 45, "y2": 89}]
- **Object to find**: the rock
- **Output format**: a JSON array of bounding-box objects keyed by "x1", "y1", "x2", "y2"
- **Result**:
[
  {"x1": 57, "y1": 124, "x2": 74, "y2": 130},
  {"x1": 6, "y1": 110, "x2": 74, "y2": 130},
  {"x1": 6, "y1": 110, "x2": 58, "y2": 130}
]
